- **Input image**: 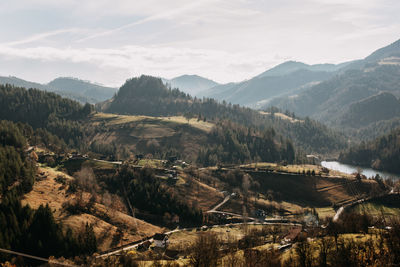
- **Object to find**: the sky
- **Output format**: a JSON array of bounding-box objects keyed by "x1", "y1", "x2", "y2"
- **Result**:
[{"x1": 0, "y1": 0, "x2": 399, "y2": 87}]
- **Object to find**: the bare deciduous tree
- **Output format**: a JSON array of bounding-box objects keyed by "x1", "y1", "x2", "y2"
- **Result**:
[{"x1": 190, "y1": 232, "x2": 221, "y2": 267}]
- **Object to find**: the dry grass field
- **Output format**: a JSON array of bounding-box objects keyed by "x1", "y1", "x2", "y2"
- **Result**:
[
  {"x1": 91, "y1": 112, "x2": 214, "y2": 133},
  {"x1": 349, "y1": 195, "x2": 400, "y2": 217},
  {"x1": 88, "y1": 113, "x2": 212, "y2": 162},
  {"x1": 259, "y1": 111, "x2": 304, "y2": 123},
  {"x1": 205, "y1": 165, "x2": 382, "y2": 220},
  {"x1": 21, "y1": 167, "x2": 162, "y2": 251},
  {"x1": 171, "y1": 173, "x2": 225, "y2": 212}
]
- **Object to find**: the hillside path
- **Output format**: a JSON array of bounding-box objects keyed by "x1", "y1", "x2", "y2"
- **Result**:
[{"x1": 208, "y1": 195, "x2": 231, "y2": 212}]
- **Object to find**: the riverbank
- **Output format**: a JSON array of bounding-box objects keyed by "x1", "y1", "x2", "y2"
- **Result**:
[{"x1": 321, "y1": 161, "x2": 400, "y2": 180}]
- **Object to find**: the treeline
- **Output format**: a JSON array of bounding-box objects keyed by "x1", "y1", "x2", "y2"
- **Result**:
[
  {"x1": 101, "y1": 165, "x2": 203, "y2": 226},
  {"x1": 0, "y1": 84, "x2": 93, "y2": 150},
  {"x1": 287, "y1": 117, "x2": 346, "y2": 154},
  {"x1": 262, "y1": 107, "x2": 347, "y2": 154},
  {"x1": 339, "y1": 127, "x2": 400, "y2": 173},
  {"x1": 101, "y1": 76, "x2": 262, "y2": 125},
  {"x1": 100, "y1": 75, "x2": 346, "y2": 154},
  {"x1": 198, "y1": 121, "x2": 295, "y2": 166},
  {"x1": 1, "y1": 119, "x2": 69, "y2": 155},
  {"x1": 0, "y1": 120, "x2": 36, "y2": 195}
]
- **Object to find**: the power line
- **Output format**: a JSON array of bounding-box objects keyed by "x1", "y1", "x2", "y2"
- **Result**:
[{"x1": 0, "y1": 248, "x2": 78, "y2": 267}]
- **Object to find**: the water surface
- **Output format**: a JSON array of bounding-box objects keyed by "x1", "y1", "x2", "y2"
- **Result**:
[{"x1": 321, "y1": 161, "x2": 400, "y2": 181}]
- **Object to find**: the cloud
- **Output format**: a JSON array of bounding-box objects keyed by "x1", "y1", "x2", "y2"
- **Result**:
[
  {"x1": 75, "y1": 0, "x2": 222, "y2": 43},
  {"x1": 0, "y1": 0, "x2": 399, "y2": 86},
  {"x1": 0, "y1": 43, "x2": 278, "y2": 85},
  {"x1": 3, "y1": 28, "x2": 84, "y2": 46}
]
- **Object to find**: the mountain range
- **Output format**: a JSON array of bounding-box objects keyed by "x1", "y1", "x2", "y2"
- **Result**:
[
  {"x1": 163, "y1": 74, "x2": 219, "y2": 96},
  {"x1": 196, "y1": 60, "x2": 357, "y2": 108},
  {"x1": 0, "y1": 74, "x2": 218, "y2": 104},
  {"x1": 0, "y1": 76, "x2": 117, "y2": 104},
  {"x1": 269, "y1": 39, "x2": 400, "y2": 138},
  {"x1": 2, "y1": 39, "x2": 400, "y2": 141},
  {"x1": 197, "y1": 39, "x2": 400, "y2": 114}
]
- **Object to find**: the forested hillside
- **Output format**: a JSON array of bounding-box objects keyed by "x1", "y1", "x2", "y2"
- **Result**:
[
  {"x1": 271, "y1": 65, "x2": 400, "y2": 138},
  {"x1": 102, "y1": 166, "x2": 203, "y2": 226},
  {"x1": 0, "y1": 120, "x2": 96, "y2": 263},
  {"x1": 197, "y1": 121, "x2": 294, "y2": 166},
  {"x1": 267, "y1": 39, "x2": 400, "y2": 141},
  {"x1": 0, "y1": 84, "x2": 93, "y2": 149},
  {"x1": 100, "y1": 75, "x2": 346, "y2": 154},
  {"x1": 339, "y1": 128, "x2": 400, "y2": 173},
  {"x1": 0, "y1": 120, "x2": 36, "y2": 195},
  {"x1": 340, "y1": 92, "x2": 400, "y2": 127}
]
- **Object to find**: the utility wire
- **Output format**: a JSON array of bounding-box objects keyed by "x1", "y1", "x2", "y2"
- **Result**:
[{"x1": 0, "y1": 248, "x2": 78, "y2": 267}]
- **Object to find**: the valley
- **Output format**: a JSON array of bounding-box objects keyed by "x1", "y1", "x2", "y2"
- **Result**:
[
  {"x1": 15, "y1": 144, "x2": 398, "y2": 266},
  {"x1": 1, "y1": 36, "x2": 400, "y2": 266}
]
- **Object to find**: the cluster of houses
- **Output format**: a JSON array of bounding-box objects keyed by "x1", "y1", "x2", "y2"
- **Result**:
[
  {"x1": 136, "y1": 233, "x2": 169, "y2": 252},
  {"x1": 134, "y1": 233, "x2": 180, "y2": 259}
]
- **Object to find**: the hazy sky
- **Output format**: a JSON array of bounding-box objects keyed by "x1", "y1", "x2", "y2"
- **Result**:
[{"x1": 0, "y1": 0, "x2": 399, "y2": 87}]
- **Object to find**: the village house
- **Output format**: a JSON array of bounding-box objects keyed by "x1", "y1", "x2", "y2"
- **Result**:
[
  {"x1": 153, "y1": 233, "x2": 169, "y2": 248},
  {"x1": 283, "y1": 227, "x2": 303, "y2": 243}
]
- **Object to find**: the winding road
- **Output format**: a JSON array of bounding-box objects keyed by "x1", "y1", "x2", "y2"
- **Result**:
[{"x1": 97, "y1": 192, "x2": 302, "y2": 258}]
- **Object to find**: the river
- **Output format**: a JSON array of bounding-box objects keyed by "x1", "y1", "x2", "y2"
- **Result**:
[{"x1": 321, "y1": 161, "x2": 400, "y2": 181}]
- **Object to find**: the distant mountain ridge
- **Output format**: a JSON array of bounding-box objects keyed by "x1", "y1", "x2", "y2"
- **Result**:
[
  {"x1": 163, "y1": 74, "x2": 219, "y2": 96},
  {"x1": 0, "y1": 76, "x2": 117, "y2": 104},
  {"x1": 340, "y1": 92, "x2": 400, "y2": 127},
  {"x1": 197, "y1": 60, "x2": 353, "y2": 107},
  {"x1": 267, "y1": 38, "x2": 400, "y2": 138},
  {"x1": 0, "y1": 76, "x2": 48, "y2": 91},
  {"x1": 365, "y1": 39, "x2": 400, "y2": 62},
  {"x1": 48, "y1": 77, "x2": 118, "y2": 103},
  {"x1": 197, "y1": 39, "x2": 400, "y2": 109},
  {"x1": 256, "y1": 60, "x2": 352, "y2": 78}
]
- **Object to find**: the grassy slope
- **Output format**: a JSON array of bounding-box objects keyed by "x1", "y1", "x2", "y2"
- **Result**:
[
  {"x1": 348, "y1": 194, "x2": 400, "y2": 217},
  {"x1": 89, "y1": 113, "x2": 213, "y2": 162},
  {"x1": 171, "y1": 173, "x2": 225, "y2": 212},
  {"x1": 206, "y1": 165, "x2": 380, "y2": 217},
  {"x1": 259, "y1": 111, "x2": 304, "y2": 123},
  {"x1": 21, "y1": 166, "x2": 162, "y2": 251},
  {"x1": 92, "y1": 113, "x2": 214, "y2": 132}
]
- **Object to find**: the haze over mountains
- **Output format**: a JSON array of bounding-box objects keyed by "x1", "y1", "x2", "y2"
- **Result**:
[
  {"x1": 163, "y1": 75, "x2": 219, "y2": 96},
  {"x1": 198, "y1": 62, "x2": 338, "y2": 108},
  {"x1": 197, "y1": 39, "x2": 400, "y2": 110},
  {"x1": 269, "y1": 39, "x2": 400, "y2": 138},
  {"x1": 0, "y1": 74, "x2": 218, "y2": 104},
  {"x1": 0, "y1": 76, "x2": 117, "y2": 104},
  {"x1": 1, "y1": 39, "x2": 400, "y2": 142}
]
